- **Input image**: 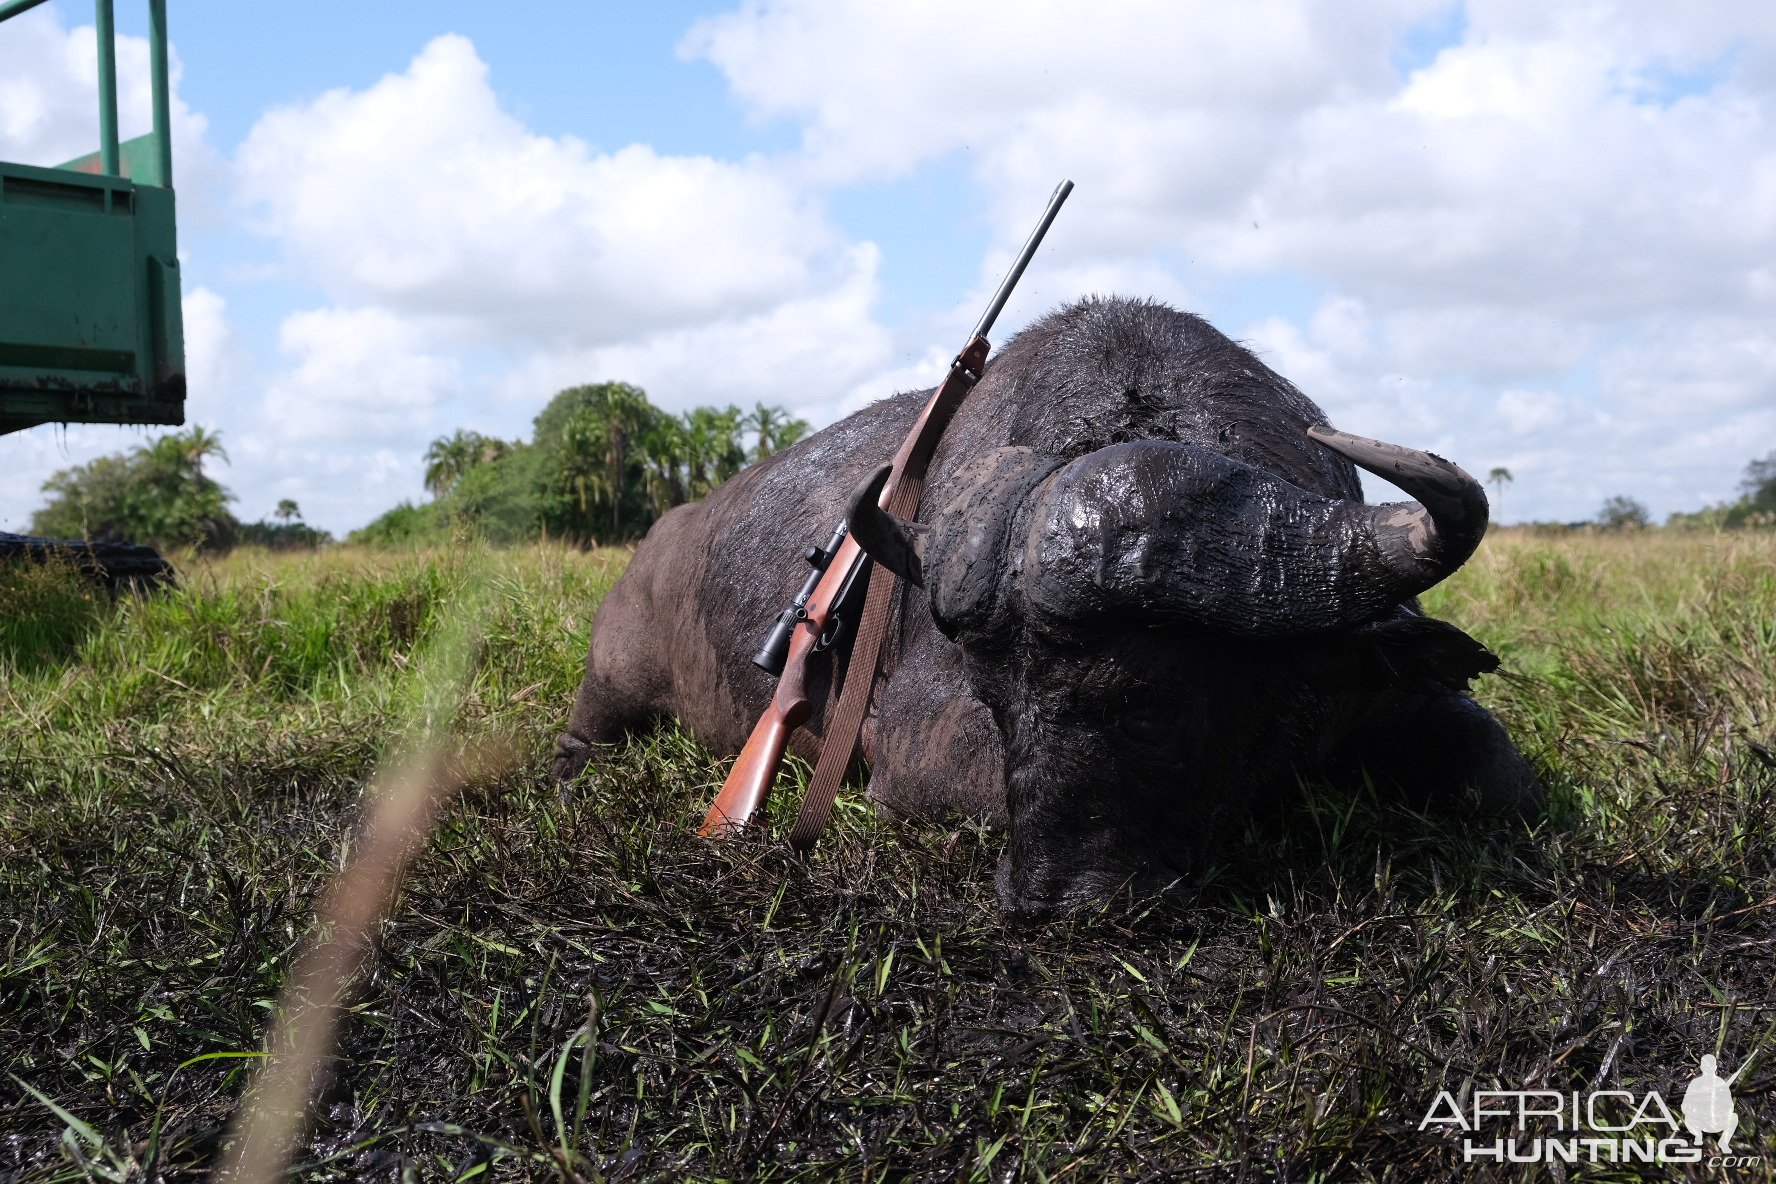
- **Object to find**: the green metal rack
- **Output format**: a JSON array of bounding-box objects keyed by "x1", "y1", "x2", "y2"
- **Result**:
[{"x1": 0, "y1": 0, "x2": 185, "y2": 437}]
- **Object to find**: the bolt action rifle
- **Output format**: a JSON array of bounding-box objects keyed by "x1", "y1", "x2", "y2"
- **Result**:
[{"x1": 700, "y1": 179, "x2": 1074, "y2": 842}]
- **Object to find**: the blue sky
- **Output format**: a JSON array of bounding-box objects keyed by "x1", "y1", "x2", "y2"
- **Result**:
[
  {"x1": 112, "y1": 3, "x2": 764, "y2": 152},
  {"x1": 3, "y1": 1, "x2": 1772, "y2": 532},
  {"x1": 130, "y1": 3, "x2": 825, "y2": 366}
]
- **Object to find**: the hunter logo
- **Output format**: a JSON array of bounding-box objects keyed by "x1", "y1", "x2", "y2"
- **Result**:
[
  {"x1": 1418, "y1": 1053, "x2": 1761, "y2": 1168},
  {"x1": 1683, "y1": 1055, "x2": 1743, "y2": 1151}
]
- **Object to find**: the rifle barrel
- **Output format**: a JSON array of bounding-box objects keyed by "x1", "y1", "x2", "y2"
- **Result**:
[{"x1": 969, "y1": 179, "x2": 1074, "y2": 343}]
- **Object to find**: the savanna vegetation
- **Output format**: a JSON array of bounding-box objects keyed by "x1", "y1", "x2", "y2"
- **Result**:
[
  {"x1": 28, "y1": 427, "x2": 329, "y2": 553},
  {"x1": 1666, "y1": 449, "x2": 1776, "y2": 531},
  {"x1": 24, "y1": 382, "x2": 806, "y2": 558},
  {"x1": 3, "y1": 527, "x2": 1774, "y2": 1181},
  {"x1": 350, "y1": 383, "x2": 808, "y2": 548}
]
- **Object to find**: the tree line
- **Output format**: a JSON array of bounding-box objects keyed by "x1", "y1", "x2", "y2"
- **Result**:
[
  {"x1": 23, "y1": 382, "x2": 806, "y2": 553},
  {"x1": 24, "y1": 396, "x2": 1770, "y2": 550},
  {"x1": 1664, "y1": 452, "x2": 1776, "y2": 530},
  {"x1": 28, "y1": 427, "x2": 326, "y2": 551},
  {"x1": 1484, "y1": 459, "x2": 1776, "y2": 531},
  {"x1": 351, "y1": 383, "x2": 809, "y2": 546}
]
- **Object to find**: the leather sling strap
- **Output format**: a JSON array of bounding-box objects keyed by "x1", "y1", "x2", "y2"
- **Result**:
[
  {"x1": 786, "y1": 490, "x2": 911, "y2": 851},
  {"x1": 786, "y1": 355, "x2": 981, "y2": 851}
]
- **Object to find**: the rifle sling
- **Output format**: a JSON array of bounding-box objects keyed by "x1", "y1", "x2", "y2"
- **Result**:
[
  {"x1": 786, "y1": 361, "x2": 977, "y2": 851},
  {"x1": 786, "y1": 549, "x2": 897, "y2": 850}
]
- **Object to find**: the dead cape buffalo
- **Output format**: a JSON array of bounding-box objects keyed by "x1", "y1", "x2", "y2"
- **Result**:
[{"x1": 553, "y1": 297, "x2": 1541, "y2": 916}]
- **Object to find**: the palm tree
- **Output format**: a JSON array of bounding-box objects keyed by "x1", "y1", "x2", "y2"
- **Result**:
[
  {"x1": 588, "y1": 384, "x2": 656, "y2": 536},
  {"x1": 177, "y1": 424, "x2": 229, "y2": 468},
  {"x1": 133, "y1": 427, "x2": 233, "y2": 547},
  {"x1": 422, "y1": 430, "x2": 512, "y2": 500},
  {"x1": 559, "y1": 414, "x2": 613, "y2": 524},
  {"x1": 1487, "y1": 467, "x2": 1513, "y2": 519},
  {"x1": 774, "y1": 415, "x2": 810, "y2": 453},
  {"x1": 681, "y1": 405, "x2": 749, "y2": 499},
  {"x1": 274, "y1": 498, "x2": 301, "y2": 522},
  {"x1": 554, "y1": 386, "x2": 658, "y2": 539},
  {"x1": 638, "y1": 414, "x2": 689, "y2": 515},
  {"x1": 423, "y1": 430, "x2": 484, "y2": 500},
  {"x1": 744, "y1": 402, "x2": 811, "y2": 461}
]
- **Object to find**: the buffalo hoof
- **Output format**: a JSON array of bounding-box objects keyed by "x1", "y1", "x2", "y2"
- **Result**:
[{"x1": 550, "y1": 732, "x2": 595, "y2": 787}]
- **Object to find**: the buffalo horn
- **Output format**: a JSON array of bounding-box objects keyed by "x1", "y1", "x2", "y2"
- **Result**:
[
  {"x1": 1303, "y1": 426, "x2": 1488, "y2": 575},
  {"x1": 1022, "y1": 430, "x2": 1490, "y2": 636}
]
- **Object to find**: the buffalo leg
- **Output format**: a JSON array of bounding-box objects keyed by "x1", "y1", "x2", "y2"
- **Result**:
[
  {"x1": 550, "y1": 571, "x2": 669, "y2": 785},
  {"x1": 551, "y1": 666, "x2": 648, "y2": 785}
]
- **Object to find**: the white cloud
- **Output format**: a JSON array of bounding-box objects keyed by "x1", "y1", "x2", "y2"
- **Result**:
[
  {"x1": 1, "y1": 5, "x2": 149, "y2": 165},
  {"x1": 492, "y1": 242, "x2": 890, "y2": 418},
  {"x1": 9, "y1": 6, "x2": 1772, "y2": 534},
  {"x1": 177, "y1": 299, "x2": 462, "y2": 528},
  {"x1": 685, "y1": 0, "x2": 1776, "y2": 523},
  {"x1": 1599, "y1": 315, "x2": 1776, "y2": 416},
  {"x1": 258, "y1": 307, "x2": 461, "y2": 445},
  {"x1": 208, "y1": 33, "x2": 903, "y2": 528},
  {"x1": 1382, "y1": 306, "x2": 1590, "y2": 382},
  {"x1": 683, "y1": 0, "x2": 1435, "y2": 186},
  {"x1": 1494, "y1": 388, "x2": 1569, "y2": 435},
  {"x1": 234, "y1": 35, "x2": 858, "y2": 348},
  {"x1": 227, "y1": 434, "x2": 418, "y2": 531},
  {"x1": 179, "y1": 286, "x2": 250, "y2": 428},
  {"x1": 1305, "y1": 297, "x2": 1376, "y2": 365},
  {"x1": 1, "y1": 425, "x2": 132, "y2": 533},
  {"x1": 0, "y1": 3, "x2": 216, "y2": 191}
]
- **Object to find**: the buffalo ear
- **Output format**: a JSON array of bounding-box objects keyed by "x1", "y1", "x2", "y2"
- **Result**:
[
  {"x1": 1299, "y1": 610, "x2": 1500, "y2": 694},
  {"x1": 921, "y1": 448, "x2": 1067, "y2": 639},
  {"x1": 846, "y1": 464, "x2": 928, "y2": 586}
]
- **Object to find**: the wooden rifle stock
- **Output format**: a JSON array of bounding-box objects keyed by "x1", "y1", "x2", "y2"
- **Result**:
[
  {"x1": 699, "y1": 712, "x2": 795, "y2": 838},
  {"x1": 699, "y1": 537, "x2": 857, "y2": 836},
  {"x1": 699, "y1": 177, "x2": 1072, "y2": 842},
  {"x1": 699, "y1": 338, "x2": 989, "y2": 837}
]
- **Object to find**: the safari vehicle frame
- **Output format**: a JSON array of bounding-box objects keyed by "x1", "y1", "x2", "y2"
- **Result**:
[{"x1": 0, "y1": 0, "x2": 184, "y2": 437}]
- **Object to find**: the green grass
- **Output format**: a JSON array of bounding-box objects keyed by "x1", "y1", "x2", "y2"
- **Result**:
[{"x1": 3, "y1": 532, "x2": 1774, "y2": 1181}]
